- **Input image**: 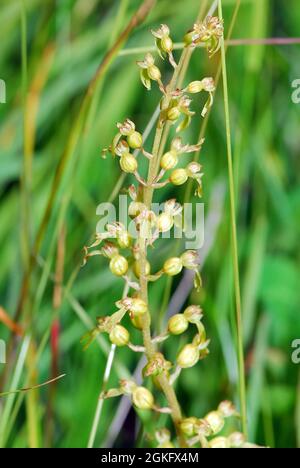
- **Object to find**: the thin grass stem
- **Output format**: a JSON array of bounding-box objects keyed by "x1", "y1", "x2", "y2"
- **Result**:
[{"x1": 218, "y1": 0, "x2": 248, "y2": 437}]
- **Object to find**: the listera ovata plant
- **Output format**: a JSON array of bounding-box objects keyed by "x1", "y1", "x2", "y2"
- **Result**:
[{"x1": 82, "y1": 17, "x2": 258, "y2": 449}]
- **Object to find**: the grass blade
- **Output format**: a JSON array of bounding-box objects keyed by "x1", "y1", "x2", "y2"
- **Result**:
[{"x1": 218, "y1": 0, "x2": 248, "y2": 437}]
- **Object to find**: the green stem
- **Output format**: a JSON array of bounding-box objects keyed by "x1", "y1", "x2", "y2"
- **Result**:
[
  {"x1": 137, "y1": 0, "x2": 215, "y2": 448},
  {"x1": 138, "y1": 54, "x2": 192, "y2": 448},
  {"x1": 218, "y1": 0, "x2": 248, "y2": 437}
]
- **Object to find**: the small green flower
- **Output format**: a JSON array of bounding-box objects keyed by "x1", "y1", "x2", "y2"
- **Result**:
[
  {"x1": 168, "y1": 314, "x2": 189, "y2": 335},
  {"x1": 143, "y1": 353, "x2": 172, "y2": 377},
  {"x1": 152, "y1": 24, "x2": 177, "y2": 68},
  {"x1": 137, "y1": 53, "x2": 162, "y2": 91},
  {"x1": 166, "y1": 94, "x2": 195, "y2": 132},
  {"x1": 184, "y1": 16, "x2": 224, "y2": 56}
]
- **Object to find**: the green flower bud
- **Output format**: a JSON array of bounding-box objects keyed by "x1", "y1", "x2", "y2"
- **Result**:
[
  {"x1": 117, "y1": 297, "x2": 148, "y2": 317},
  {"x1": 130, "y1": 298, "x2": 148, "y2": 316},
  {"x1": 187, "y1": 81, "x2": 204, "y2": 93},
  {"x1": 161, "y1": 151, "x2": 178, "y2": 170},
  {"x1": 116, "y1": 230, "x2": 131, "y2": 249},
  {"x1": 180, "y1": 417, "x2": 198, "y2": 437},
  {"x1": 163, "y1": 257, "x2": 183, "y2": 276},
  {"x1": 209, "y1": 437, "x2": 230, "y2": 449},
  {"x1": 181, "y1": 250, "x2": 199, "y2": 269},
  {"x1": 133, "y1": 260, "x2": 151, "y2": 278},
  {"x1": 157, "y1": 212, "x2": 174, "y2": 232},
  {"x1": 109, "y1": 254, "x2": 128, "y2": 276},
  {"x1": 132, "y1": 386, "x2": 154, "y2": 410},
  {"x1": 205, "y1": 411, "x2": 225, "y2": 435},
  {"x1": 170, "y1": 168, "x2": 188, "y2": 186},
  {"x1": 120, "y1": 153, "x2": 138, "y2": 173},
  {"x1": 168, "y1": 314, "x2": 189, "y2": 335},
  {"x1": 127, "y1": 131, "x2": 143, "y2": 149},
  {"x1": 130, "y1": 313, "x2": 143, "y2": 330},
  {"x1": 148, "y1": 65, "x2": 161, "y2": 81},
  {"x1": 177, "y1": 344, "x2": 199, "y2": 368},
  {"x1": 161, "y1": 35, "x2": 173, "y2": 53},
  {"x1": 109, "y1": 325, "x2": 130, "y2": 347}
]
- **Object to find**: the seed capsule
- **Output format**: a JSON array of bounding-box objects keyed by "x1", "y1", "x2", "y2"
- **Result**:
[
  {"x1": 168, "y1": 314, "x2": 189, "y2": 335},
  {"x1": 109, "y1": 325, "x2": 130, "y2": 347},
  {"x1": 132, "y1": 386, "x2": 154, "y2": 410},
  {"x1": 127, "y1": 131, "x2": 143, "y2": 149},
  {"x1": 109, "y1": 255, "x2": 128, "y2": 276},
  {"x1": 130, "y1": 298, "x2": 148, "y2": 316},
  {"x1": 161, "y1": 35, "x2": 173, "y2": 53},
  {"x1": 170, "y1": 168, "x2": 188, "y2": 186},
  {"x1": 180, "y1": 417, "x2": 198, "y2": 437},
  {"x1": 161, "y1": 151, "x2": 178, "y2": 170},
  {"x1": 148, "y1": 65, "x2": 161, "y2": 81},
  {"x1": 133, "y1": 260, "x2": 151, "y2": 278},
  {"x1": 116, "y1": 230, "x2": 131, "y2": 249},
  {"x1": 120, "y1": 153, "x2": 138, "y2": 173},
  {"x1": 163, "y1": 257, "x2": 183, "y2": 276},
  {"x1": 187, "y1": 81, "x2": 204, "y2": 94},
  {"x1": 205, "y1": 411, "x2": 225, "y2": 435},
  {"x1": 177, "y1": 344, "x2": 199, "y2": 368},
  {"x1": 157, "y1": 212, "x2": 173, "y2": 233},
  {"x1": 130, "y1": 313, "x2": 143, "y2": 330}
]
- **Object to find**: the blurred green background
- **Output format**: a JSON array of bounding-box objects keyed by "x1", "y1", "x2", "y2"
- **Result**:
[{"x1": 0, "y1": 0, "x2": 299, "y2": 448}]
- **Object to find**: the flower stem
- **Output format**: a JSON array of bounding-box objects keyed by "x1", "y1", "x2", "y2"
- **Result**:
[{"x1": 137, "y1": 38, "x2": 198, "y2": 449}]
